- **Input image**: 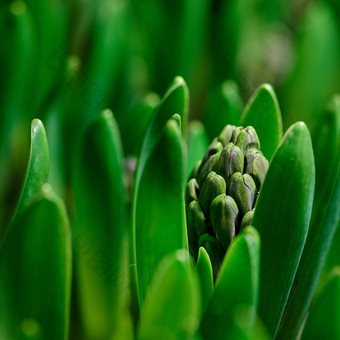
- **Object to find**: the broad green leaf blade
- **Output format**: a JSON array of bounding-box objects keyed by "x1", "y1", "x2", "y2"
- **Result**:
[
  {"x1": 196, "y1": 247, "x2": 213, "y2": 311},
  {"x1": 72, "y1": 110, "x2": 131, "y2": 339},
  {"x1": 0, "y1": 185, "x2": 71, "y2": 339},
  {"x1": 301, "y1": 267, "x2": 340, "y2": 340},
  {"x1": 252, "y1": 122, "x2": 315, "y2": 337},
  {"x1": 187, "y1": 121, "x2": 209, "y2": 178},
  {"x1": 201, "y1": 227, "x2": 260, "y2": 339},
  {"x1": 138, "y1": 250, "x2": 201, "y2": 340},
  {"x1": 277, "y1": 101, "x2": 340, "y2": 339},
  {"x1": 116, "y1": 93, "x2": 160, "y2": 156},
  {"x1": 240, "y1": 84, "x2": 283, "y2": 160},
  {"x1": 134, "y1": 116, "x2": 187, "y2": 307},
  {"x1": 13, "y1": 119, "x2": 49, "y2": 219},
  {"x1": 137, "y1": 76, "x2": 189, "y2": 178},
  {"x1": 204, "y1": 80, "x2": 243, "y2": 141}
]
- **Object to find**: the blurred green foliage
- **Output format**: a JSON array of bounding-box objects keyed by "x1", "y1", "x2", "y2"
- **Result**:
[{"x1": 0, "y1": 0, "x2": 339, "y2": 339}]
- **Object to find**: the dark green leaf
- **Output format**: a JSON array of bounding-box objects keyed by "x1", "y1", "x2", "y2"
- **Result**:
[
  {"x1": 0, "y1": 185, "x2": 71, "y2": 339},
  {"x1": 13, "y1": 119, "x2": 49, "y2": 219},
  {"x1": 240, "y1": 84, "x2": 283, "y2": 160},
  {"x1": 252, "y1": 122, "x2": 315, "y2": 337},
  {"x1": 204, "y1": 81, "x2": 243, "y2": 141},
  {"x1": 137, "y1": 250, "x2": 201, "y2": 340},
  {"x1": 72, "y1": 110, "x2": 131, "y2": 339},
  {"x1": 301, "y1": 267, "x2": 340, "y2": 340},
  {"x1": 201, "y1": 227, "x2": 260, "y2": 339},
  {"x1": 187, "y1": 121, "x2": 209, "y2": 178}
]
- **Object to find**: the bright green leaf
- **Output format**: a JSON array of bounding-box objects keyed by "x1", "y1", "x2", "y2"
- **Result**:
[
  {"x1": 134, "y1": 115, "x2": 187, "y2": 307},
  {"x1": 240, "y1": 84, "x2": 283, "y2": 160},
  {"x1": 138, "y1": 250, "x2": 201, "y2": 340},
  {"x1": 201, "y1": 227, "x2": 260, "y2": 339},
  {"x1": 0, "y1": 185, "x2": 71, "y2": 340},
  {"x1": 196, "y1": 247, "x2": 213, "y2": 312},
  {"x1": 252, "y1": 122, "x2": 315, "y2": 337},
  {"x1": 277, "y1": 100, "x2": 340, "y2": 339},
  {"x1": 13, "y1": 119, "x2": 49, "y2": 219}
]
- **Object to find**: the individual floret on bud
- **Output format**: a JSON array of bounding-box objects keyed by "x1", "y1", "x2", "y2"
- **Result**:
[
  {"x1": 197, "y1": 140, "x2": 223, "y2": 185},
  {"x1": 218, "y1": 142, "x2": 244, "y2": 182},
  {"x1": 245, "y1": 148, "x2": 269, "y2": 188},
  {"x1": 240, "y1": 209, "x2": 255, "y2": 230},
  {"x1": 199, "y1": 233, "x2": 224, "y2": 279},
  {"x1": 228, "y1": 172, "x2": 257, "y2": 215},
  {"x1": 199, "y1": 171, "x2": 226, "y2": 215},
  {"x1": 210, "y1": 194, "x2": 238, "y2": 250},
  {"x1": 232, "y1": 126, "x2": 260, "y2": 153},
  {"x1": 218, "y1": 124, "x2": 236, "y2": 146},
  {"x1": 187, "y1": 200, "x2": 207, "y2": 257},
  {"x1": 186, "y1": 178, "x2": 199, "y2": 204}
]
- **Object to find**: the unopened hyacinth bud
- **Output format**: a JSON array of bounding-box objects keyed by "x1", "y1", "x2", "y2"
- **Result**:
[{"x1": 186, "y1": 124, "x2": 268, "y2": 278}]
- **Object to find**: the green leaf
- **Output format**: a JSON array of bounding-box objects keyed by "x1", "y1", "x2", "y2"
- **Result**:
[
  {"x1": 187, "y1": 121, "x2": 209, "y2": 178},
  {"x1": 196, "y1": 247, "x2": 213, "y2": 312},
  {"x1": 137, "y1": 250, "x2": 201, "y2": 340},
  {"x1": 134, "y1": 115, "x2": 187, "y2": 307},
  {"x1": 13, "y1": 119, "x2": 49, "y2": 220},
  {"x1": 277, "y1": 100, "x2": 340, "y2": 339},
  {"x1": 301, "y1": 267, "x2": 340, "y2": 340},
  {"x1": 252, "y1": 122, "x2": 315, "y2": 337},
  {"x1": 204, "y1": 80, "x2": 243, "y2": 141},
  {"x1": 0, "y1": 185, "x2": 71, "y2": 339},
  {"x1": 133, "y1": 77, "x2": 189, "y2": 307},
  {"x1": 201, "y1": 227, "x2": 260, "y2": 339},
  {"x1": 72, "y1": 110, "x2": 130, "y2": 339},
  {"x1": 240, "y1": 84, "x2": 283, "y2": 160}
]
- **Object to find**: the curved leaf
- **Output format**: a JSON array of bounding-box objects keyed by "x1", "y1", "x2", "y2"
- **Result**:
[
  {"x1": 187, "y1": 121, "x2": 209, "y2": 178},
  {"x1": 13, "y1": 119, "x2": 49, "y2": 220},
  {"x1": 72, "y1": 110, "x2": 130, "y2": 339},
  {"x1": 138, "y1": 250, "x2": 201, "y2": 340},
  {"x1": 240, "y1": 84, "x2": 283, "y2": 160},
  {"x1": 133, "y1": 77, "x2": 189, "y2": 307},
  {"x1": 201, "y1": 227, "x2": 260, "y2": 339},
  {"x1": 134, "y1": 115, "x2": 187, "y2": 307},
  {"x1": 196, "y1": 247, "x2": 213, "y2": 312},
  {"x1": 252, "y1": 122, "x2": 315, "y2": 337},
  {"x1": 0, "y1": 185, "x2": 71, "y2": 339},
  {"x1": 277, "y1": 99, "x2": 340, "y2": 339},
  {"x1": 301, "y1": 267, "x2": 340, "y2": 340},
  {"x1": 204, "y1": 80, "x2": 243, "y2": 141}
]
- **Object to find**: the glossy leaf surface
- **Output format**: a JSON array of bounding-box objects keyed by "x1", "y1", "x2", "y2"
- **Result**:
[
  {"x1": 252, "y1": 122, "x2": 315, "y2": 337},
  {"x1": 0, "y1": 186, "x2": 71, "y2": 340},
  {"x1": 138, "y1": 250, "x2": 201, "y2": 340},
  {"x1": 201, "y1": 227, "x2": 260, "y2": 339},
  {"x1": 240, "y1": 84, "x2": 283, "y2": 160}
]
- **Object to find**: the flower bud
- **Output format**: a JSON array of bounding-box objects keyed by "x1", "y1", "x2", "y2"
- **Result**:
[
  {"x1": 210, "y1": 194, "x2": 238, "y2": 250},
  {"x1": 228, "y1": 172, "x2": 257, "y2": 215},
  {"x1": 218, "y1": 142, "x2": 244, "y2": 182},
  {"x1": 240, "y1": 209, "x2": 255, "y2": 230},
  {"x1": 218, "y1": 124, "x2": 236, "y2": 146},
  {"x1": 245, "y1": 148, "x2": 269, "y2": 188},
  {"x1": 186, "y1": 178, "x2": 199, "y2": 204},
  {"x1": 199, "y1": 171, "x2": 226, "y2": 215}
]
